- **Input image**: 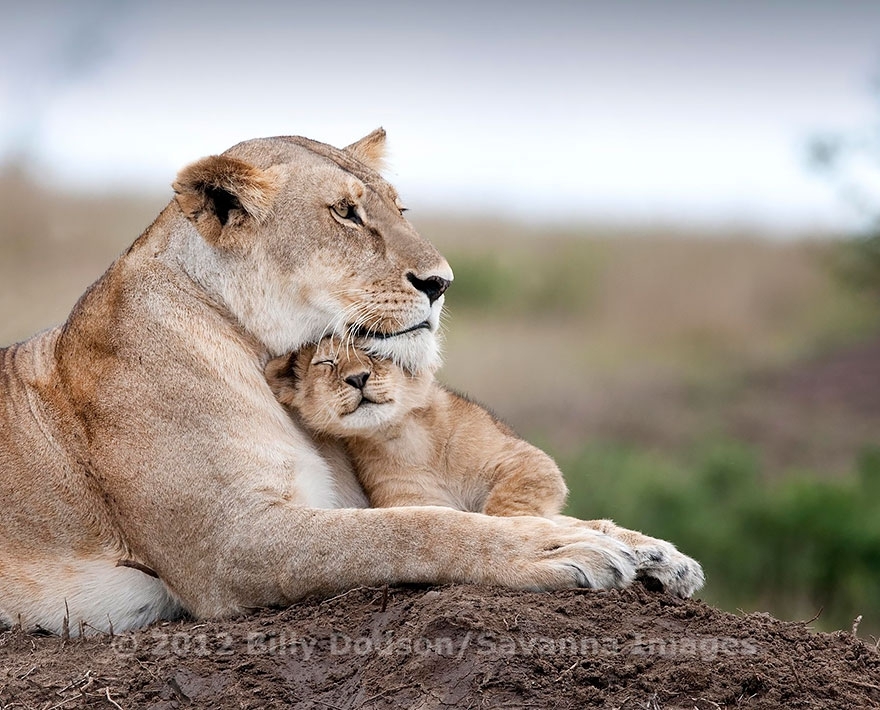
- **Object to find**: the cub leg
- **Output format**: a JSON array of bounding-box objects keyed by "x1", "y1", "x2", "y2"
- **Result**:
[{"x1": 481, "y1": 441, "x2": 568, "y2": 518}]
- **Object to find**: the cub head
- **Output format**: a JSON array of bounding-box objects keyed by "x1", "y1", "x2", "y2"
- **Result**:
[
  {"x1": 171, "y1": 128, "x2": 451, "y2": 373},
  {"x1": 266, "y1": 336, "x2": 434, "y2": 438}
]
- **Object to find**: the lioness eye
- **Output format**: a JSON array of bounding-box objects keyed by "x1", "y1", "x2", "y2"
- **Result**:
[{"x1": 331, "y1": 201, "x2": 363, "y2": 226}]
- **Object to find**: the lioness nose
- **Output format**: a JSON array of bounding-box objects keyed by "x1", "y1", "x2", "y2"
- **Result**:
[
  {"x1": 344, "y1": 371, "x2": 370, "y2": 391},
  {"x1": 407, "y1": 273, "x2": 451, "y2": 304}
]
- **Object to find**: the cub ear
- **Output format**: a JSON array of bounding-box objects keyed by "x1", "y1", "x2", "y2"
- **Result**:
[
  {"x1": 265, "y1": 351, "x2": 300, "y2": 407},
  {"x1": 344, "y1": 127, "x2": 387, "y2": 172},
  {"x1": 172, "y1": 155, "x2": 282, "y2": 245}
]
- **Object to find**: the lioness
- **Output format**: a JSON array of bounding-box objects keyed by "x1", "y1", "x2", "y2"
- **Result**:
[
  {"x1": 0, "y1": 130, "x2": 658, "y2": 636},
  {"x1": 268, "y1": 338, "x2": 705, "y2": 597}
]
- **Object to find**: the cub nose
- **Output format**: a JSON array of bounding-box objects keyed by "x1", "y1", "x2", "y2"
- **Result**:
[
  {"x1": 407, "y1": 273, "x2": 451, "y2": 305},
  {"x1": 344, "y1": 371, "x2": 370, "y2": 391}
]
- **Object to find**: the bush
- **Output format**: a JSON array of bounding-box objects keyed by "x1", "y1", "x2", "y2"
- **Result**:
[
  {"x1": 837, "y1": 232, "x2": 880, "y2": 298},
  {"x1": 562, "y1": 440, "x2": 880, "y2": 632}
]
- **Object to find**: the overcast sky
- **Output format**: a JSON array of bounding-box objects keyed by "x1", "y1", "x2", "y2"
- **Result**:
[{"x1": 1, "y1": 0, "x2": 879, "y2": 230}]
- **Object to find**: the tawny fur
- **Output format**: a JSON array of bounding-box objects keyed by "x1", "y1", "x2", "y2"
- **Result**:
[{"x1": 1, "y1": 130, "x2": 684, "y2": 636}]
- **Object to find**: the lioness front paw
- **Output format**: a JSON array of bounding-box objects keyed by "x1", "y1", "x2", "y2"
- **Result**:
[
  {"x1": 553, "y1": 532, "x2": 638, "y2": 590},
  {"x1": 632, "y1": 540, "x2": 705, "y2": 598},
  {"x1": 549, "y1": 516, "x2": 704, "y2": 598},
  {"x1": 505, "y1": 519, "x2": 638, "y2": 591}
]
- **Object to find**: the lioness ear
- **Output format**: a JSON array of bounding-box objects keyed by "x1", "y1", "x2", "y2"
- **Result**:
[
  {"x1": 344, "y1": 127, "x2": 387, "y2": 172},
  {"x1": 173, "y1": 155, "x2": 282, "y2": 245}
]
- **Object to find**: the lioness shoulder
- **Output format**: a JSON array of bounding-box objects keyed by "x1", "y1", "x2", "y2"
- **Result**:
[{"x1": 267, "y1": 337, "x2": 568, "y2": 517}]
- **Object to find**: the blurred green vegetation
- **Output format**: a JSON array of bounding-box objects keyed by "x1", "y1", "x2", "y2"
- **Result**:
[
  {"x1": 440, "y1": 241, "x2": 606, "y2": 317},
  {"x1": 836, "y1": 231, "x2": 880, "y2": 299},
  {"x1": 563, "y1": 441, "x2": 880, "y2": 634}
]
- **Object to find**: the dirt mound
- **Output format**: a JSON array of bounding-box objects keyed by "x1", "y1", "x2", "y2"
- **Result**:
[{"x1": 2, "y1": 585, "x2": 878, "y2": 709}]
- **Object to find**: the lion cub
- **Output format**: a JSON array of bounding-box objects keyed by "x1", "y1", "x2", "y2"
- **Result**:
[{"x1": 267, "y1": 337, "x2": 568, "y2": 518}]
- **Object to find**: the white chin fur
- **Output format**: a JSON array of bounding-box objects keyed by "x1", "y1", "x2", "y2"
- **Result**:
[
  {"x1": 340, "y1": 402, "x2": 400, "y2": 433},
  {"x1": 361, "y1": 298, "x2": 444, "y2": 374}
]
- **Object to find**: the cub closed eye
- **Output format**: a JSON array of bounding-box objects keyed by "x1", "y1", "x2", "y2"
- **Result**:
[
  {"x1": 330, "y1": 201, "x2": 363, "y2": 226},
  {"x1": 312, "y1": 359, "x2": 336, "y2": 368}
]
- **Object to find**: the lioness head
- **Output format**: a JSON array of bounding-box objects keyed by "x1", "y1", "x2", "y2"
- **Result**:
[
  {"x1": 171, "y1": 129, "x2": 451, "y2": 372},
  {"x1": 267, "y1": 336, "x2": 434, "y2": 438}
]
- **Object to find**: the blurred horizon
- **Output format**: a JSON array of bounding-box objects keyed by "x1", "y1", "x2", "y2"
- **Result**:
[{"x1": 2, "y1": 0, "x2": 880, "y2": 232}]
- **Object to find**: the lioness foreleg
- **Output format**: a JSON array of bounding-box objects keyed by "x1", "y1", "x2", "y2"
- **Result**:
[{"x1": 196, "y1": 506, "x2": 639, "y2": 618}]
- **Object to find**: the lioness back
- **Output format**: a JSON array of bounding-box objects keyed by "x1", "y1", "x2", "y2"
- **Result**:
[{"x1": 268, "y1": 337, "x2": 568, "y2": 517}]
